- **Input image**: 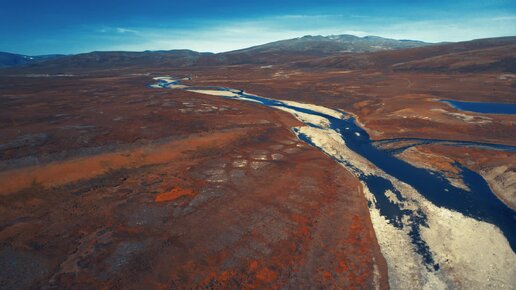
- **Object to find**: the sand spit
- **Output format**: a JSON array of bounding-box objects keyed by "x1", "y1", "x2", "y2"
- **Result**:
[
  {"x1": 281, "y1": 100, "x2": 346, "y2": 119},
  {"x1": 185, "y1": 89, "x2": 241, "y2": 97},
  {"x1": 274, "y1": 107, "x2": 331, "y2": 128}
]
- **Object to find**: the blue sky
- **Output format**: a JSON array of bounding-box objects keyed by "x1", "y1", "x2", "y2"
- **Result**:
[{"x1": 0, "y1": 0, "x2": 515, "y2": 55}]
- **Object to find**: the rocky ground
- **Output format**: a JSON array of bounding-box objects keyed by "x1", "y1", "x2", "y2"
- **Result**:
[{"x1": 0, "y1": 75, "x2": 386, "y2": 289}]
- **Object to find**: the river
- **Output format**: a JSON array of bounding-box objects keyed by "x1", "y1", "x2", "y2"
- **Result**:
[{"x1": 149, "y1": 76, "x2": 516, "y2": 289}]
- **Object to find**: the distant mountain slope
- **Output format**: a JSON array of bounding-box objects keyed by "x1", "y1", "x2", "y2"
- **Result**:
[
  {"x1": 0, "y1": 52, "x2": 64, "y2": 68},
  {"x1": 0, "y1": 34, "x2": 429, "y2": 71},
  {"x1": 2, "y1": 35, "x2": 514, "y2": 73},
  {"x1": 0, "y1": 52, "x2": 31, "y2": 67},
  {"x1": 294, "y1": 36, "x2": 516, "y2": 72},
  {"x1": 22, "y1": 50, "x2": 212, "y2": 71},
  {"x1": 391, "y1": 44, "x2": 516, "y2": 73},
  {"x1": 209, "y1": 35, "x2": 429, "y2": 65},
  {"x1": 227, "y1": 34, "x2": 429, "y2": 55}
]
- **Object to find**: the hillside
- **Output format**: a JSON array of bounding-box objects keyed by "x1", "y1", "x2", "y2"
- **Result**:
[
  {"x1": 228, "y1": 34, "x2": 428, "y2": 55},
  {"x1": 294, "y1": 36, "x2": 516, "y2": 72},
  {"x1": 0, "y1": 52, "x2": 64, "y2": 68},
  {"x1": 1, "y1": 35, "x2": 515, "y2": 73}
]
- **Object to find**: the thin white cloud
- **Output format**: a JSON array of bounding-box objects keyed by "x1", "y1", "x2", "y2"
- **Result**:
[
  {"x1": 115, "y1": 27, "x2": 139, "y2": 34},
  {"x1": 98, "y1": 26, "x2": 139, "y2": 34}
]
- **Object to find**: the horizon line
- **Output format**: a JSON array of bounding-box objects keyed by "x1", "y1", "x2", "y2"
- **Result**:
[{"x1": 2, "y1": 34, "x2": 515, "y2": 56}]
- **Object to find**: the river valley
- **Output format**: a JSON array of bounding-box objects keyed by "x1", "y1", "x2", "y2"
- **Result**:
[{"x1": 150, "y1": 76, "x2": 516, "y2": 289}]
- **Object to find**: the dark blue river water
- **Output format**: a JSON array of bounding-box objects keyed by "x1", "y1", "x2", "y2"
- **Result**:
[{"x1": 443, "y1": 100, "x2": 516, "y2": 115}]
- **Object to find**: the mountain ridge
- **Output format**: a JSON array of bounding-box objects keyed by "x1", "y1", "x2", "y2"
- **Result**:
[
  {"x1": 0, "y1": 35, "x2": 514, "y2": 73},
  {"x1": 0, "y1": 34, "x2": 428, "y2": 68},
  {"x1": 225, "y1": 34, "x2": 429, "y2": 55},
  {"x1": 0, "y1": 52, "x2": 65, "y2": 68}
]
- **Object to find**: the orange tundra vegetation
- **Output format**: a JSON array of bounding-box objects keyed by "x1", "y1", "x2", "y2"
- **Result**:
[{"x1": 155, "y1": 187, "x2": 195, "y2": 202}]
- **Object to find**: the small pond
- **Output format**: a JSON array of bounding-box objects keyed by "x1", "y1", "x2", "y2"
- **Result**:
[{"x1": 443, "y1": 100, "x2": 516, "y2": 115}]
